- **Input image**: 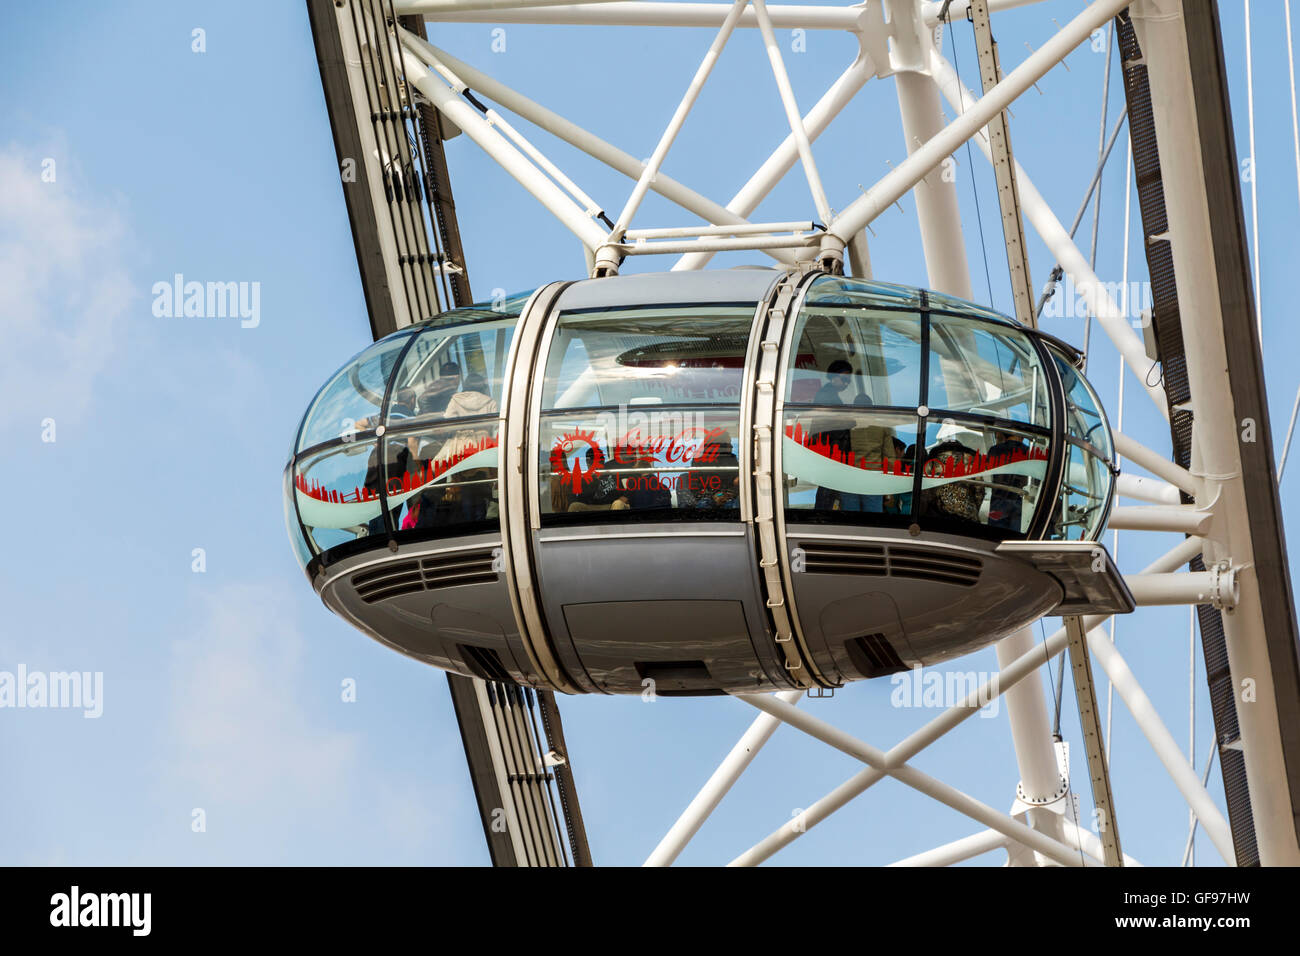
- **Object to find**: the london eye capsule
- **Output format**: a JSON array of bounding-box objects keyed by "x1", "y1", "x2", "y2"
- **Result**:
[{"x1": 285, "y1": 269, "x2": 1123, "y2": 695}]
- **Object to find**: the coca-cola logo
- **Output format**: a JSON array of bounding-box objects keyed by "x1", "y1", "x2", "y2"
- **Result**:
[
  {"x1": 550, "y1": 424, "x2": 734, "y2": 491},
  {"x1": 609, "y1": 425, "x2": 729, "y2": 466}
]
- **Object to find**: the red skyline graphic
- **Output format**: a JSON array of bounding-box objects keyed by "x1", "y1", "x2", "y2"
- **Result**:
[
  {"x1": 295, "y1": 435, "x2": 499, "y2": 504},
  {"x1": 785, "y1": 421, "x2": 1046, "y2": 477}
]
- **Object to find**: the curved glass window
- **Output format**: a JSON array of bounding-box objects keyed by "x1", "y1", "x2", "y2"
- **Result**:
[
  {"x1": 927, "y1": 314, "x2": 1050, "y2": 427},
  {"x1": 1047, "y1": 349, "x2": 1115, "y2": 541},
  {"x1": 297, "y1": 333, "x2": 413, "y2": 452},
  {"x1": 287, "y1": 294, "x2": 531, "y2": 568},
  {"x1": 386, "y1": 319, "x2": 514, "y2": 426},
  {"x1": 1053, "y1": 350, "x2": 1113, "y2": 458},
  {"x1": 782, "y1": 408, "x2": 918, "y2": 527},
  {"x1": 915, "y1": 418, "x2": 1052, "y2": 536},
  {"x1": 541, "y1": 305, "x2": 752, "y2": 409},
  {"x1": 293, "y1": 439, "x2": 385, "y2": 553},
  {"x1": 782, "y1": 276, "x2": 1060, "y2": 541},
  {"x1": 287, "y1": 280, "x2": 1120, "y2": 571},
  {"x1": 283, "y1": 466, "x2": 312, "y2": 569},
  {"x1": 786, "y1": 305, "x2": 923, "y2": 410},
  {"x1": 382, "y1": 420, "x2": 501, "y2": 535},
  {"x1": 537, "y1": 304, "x2": 752, "y2": 523}
]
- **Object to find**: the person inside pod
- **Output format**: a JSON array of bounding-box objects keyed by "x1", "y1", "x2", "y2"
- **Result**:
[
  {"x1": 679, "y1": 432, "x2": 740, "y2": 510},
  {"x1": 987, "y1": 428, "x2": 1030, "y2": 531},
  {"x1": 417, "y1": 361, "x2": 461, "y2": 416},
  {"x1": 568, "y1": 447, "x2": 629, "y2": 512},
  {"x1": 811, "y1": 360, "x2": 856, "y2": 511},
  {"x1": 920, "y1": 439, "x2": 986, "y2": 524}
]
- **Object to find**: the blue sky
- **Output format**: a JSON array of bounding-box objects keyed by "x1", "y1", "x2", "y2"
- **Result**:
[{"x1": 0, "y1": 0, "x2": 1295, "y2": 866}]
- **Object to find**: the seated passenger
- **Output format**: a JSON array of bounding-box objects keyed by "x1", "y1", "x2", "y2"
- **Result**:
[
  {"x1": 405, "y1": 374, "x2": 496, "y2": 522},
  {"x1": 814, "y1": 360, "x2": 854, "y2": 405},
  {"x1": 679, "y1": 433, "x2": 740, "y2": 511},
  {"x1": 988, "y1": 428, "x2": 1029, "y2": 532},
  {"x1": 418, "y1": 362, "x2": 461, "y2": 416},
  {"x1": 568, "y1": 448, "x2": 629, "y2": 512},
  {"x1": 550, "y1": 472, "x2": 574, "y2": 514},
  {"x1": 624, "y1": 455, "x2": 672, "y2": 511},
  {"x1": 443, "y1": 372, "x2": 498, "y2": 420},
  {"x1": 812, "y1": 360, "x2": 855, "y2": 511},
  {"x1": 919, "y1": 439, "x2": 986, "y2": 523},
  {"x1": 882, "y1": 435, "x2": 910, "y2": 515},
  {"x1": 843, "y1": 395, "x2": 888, "y2": 514}
]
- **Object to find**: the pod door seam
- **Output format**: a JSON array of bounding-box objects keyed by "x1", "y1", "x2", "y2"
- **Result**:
[
  {"x1": 749, "y1": 269, "x2": 827, "y2": 689},
  {"x1": 500, "y1": 281, "x2": 585, "y2": 693}
]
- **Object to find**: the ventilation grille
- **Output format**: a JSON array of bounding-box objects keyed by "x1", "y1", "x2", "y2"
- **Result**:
[
  {"x1": 798, "y1": 542, "x2": 981, "y2": 587},
  {"x1": 353, "y1": 549, "x2": 498, "y2": 603},
  {"x1": 845, "y1": 633, "x2": 907, "y2": 678},
  {"x1": 799, "y1": 542, "x2": 887, "y2": 576}
]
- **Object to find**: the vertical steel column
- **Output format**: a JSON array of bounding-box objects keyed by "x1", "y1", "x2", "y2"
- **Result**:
[
  {"x1": 1130, "y1": 0, "x2": 1300, "y2": 864},
  {"x1": 885, "y1": 0, "x2": 974, "y2": 299},
  {"x1": 968, "y1": 0, "x2": 1035, "y2": 326},
  {"x1": 1065, "y1": 615, "x2": 1123, "y2": 865}
]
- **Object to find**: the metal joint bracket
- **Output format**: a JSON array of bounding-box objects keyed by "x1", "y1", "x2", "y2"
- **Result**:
[
  {"x1": 590, "y1": 244, "x2": 621, "y2": 277},
  {"x1": 1208, "y1": 562, "x2": 1240, "y2": 611},
  {"x1": 1015, "y1": 775, "x2": 1070, "y2": 807}
]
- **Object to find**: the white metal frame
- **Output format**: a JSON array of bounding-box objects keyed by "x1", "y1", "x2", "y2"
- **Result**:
[{"x1": 355, "y1": 0, "x2": 1300, "y2": 865}]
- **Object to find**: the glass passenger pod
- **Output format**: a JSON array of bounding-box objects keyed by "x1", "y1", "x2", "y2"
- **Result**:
[
  {"x1": 287, "y1": 292, "x2": 532, "y2": 573},
  {"x1": 778, "y1": 275, "x2": 1113, "y2": 543}
]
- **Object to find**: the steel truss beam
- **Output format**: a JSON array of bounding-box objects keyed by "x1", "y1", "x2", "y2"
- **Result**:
[
  {"x1": 927, "y1": 45, "x2": 1169, "y2": 415},
  {"x1": 399, "y1": 1, "x2": 863, "y2": 29},
  {"x1": 737, "y1": 692, "x2": 1093, "y2": 867},
  {"x1": 399, "y1": 31, "x2": 805, "y2": 265},
  {"x1": 968, "y1": 0, "x2": 1036, "y2": 326},
  {"x1": 1065, "y1": 616, "x2": 1123, "y2": 866}
]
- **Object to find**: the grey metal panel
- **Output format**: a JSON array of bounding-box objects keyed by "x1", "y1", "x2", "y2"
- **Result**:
[
  {"x1": 785, "y1": 527, "x2": 1061, "y2": 669},
  {"x1": 552, "y1": 268, "x2": 783, "y2": 311},
  {"x1": 818, "y1": 590, "x2": 912, "y2": 679},
  {"x1": 533, "y1": 527, "x2": 789, "y2": 693},
  {"x1": 995, "y1": 539, "x2": 1136, "y2": 615},
  {"x1": 563, "y1": 600, "x2": 755, "y2": 693},
  {"x1": 320, "y1": 538, "x2": 535, "y2": 682}
]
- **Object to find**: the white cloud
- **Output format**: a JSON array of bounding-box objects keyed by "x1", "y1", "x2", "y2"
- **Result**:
[
  {"x1": 0, "y1": 145, "x2": 132, "y2": 431},
  {"x1": 157, "y1": 582, "x2": 474, "y2": 863},
  {"x1": 165, "y1": 583, "x2": 361, "y2": 809}
]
